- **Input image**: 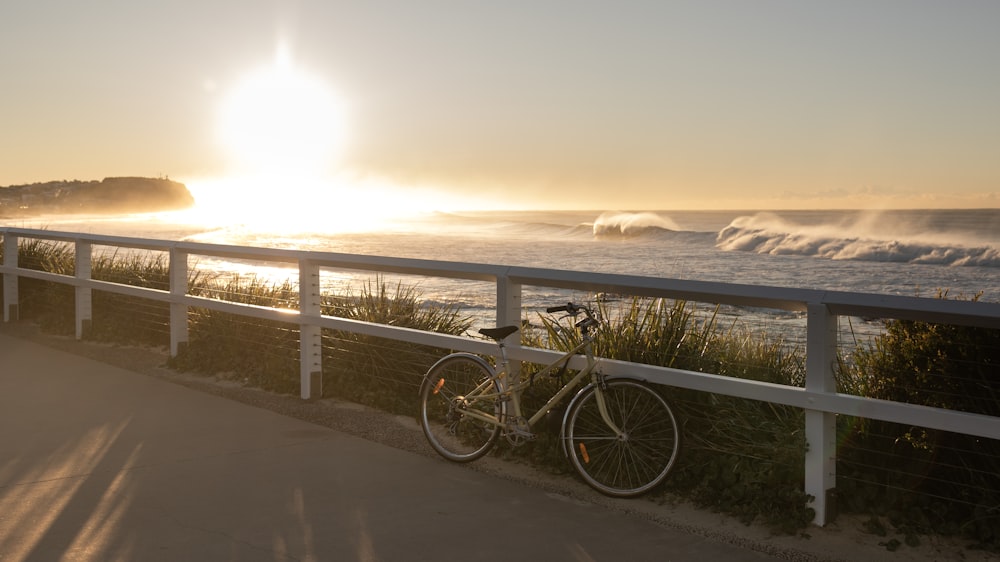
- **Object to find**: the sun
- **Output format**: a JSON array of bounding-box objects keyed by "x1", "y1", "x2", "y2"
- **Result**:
[
  {"x1": 217, "y1": 54, "x2": 347, "y2": 180},
  {"x1": 194, "y1": 50, "x2": 473, "y2": 232}
]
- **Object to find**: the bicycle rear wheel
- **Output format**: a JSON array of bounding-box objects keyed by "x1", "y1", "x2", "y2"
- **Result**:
[
  {"x1": 419, "y1": 354, "x2": 502, "y2": 462},
  {"x1": 564, "y1": 379, "x2": 680, "y2": 497}
]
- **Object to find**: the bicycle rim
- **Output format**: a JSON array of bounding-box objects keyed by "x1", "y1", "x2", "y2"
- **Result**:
[
  {"x1": 565, "y1": 380, "x2": 680, "y2": 497},
  {"x1": 419, "y1": 355, "x2": 501, "y2": 462}
]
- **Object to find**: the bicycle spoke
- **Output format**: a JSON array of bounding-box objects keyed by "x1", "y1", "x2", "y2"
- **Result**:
[
  {"x1": 420, "y1": 355, "x2": 501, "y2": 462},
  {"x1": 566, "y1": 380, "x2": 680, "y2": 497}
]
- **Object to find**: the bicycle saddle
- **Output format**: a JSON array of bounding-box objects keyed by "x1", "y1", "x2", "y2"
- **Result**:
[{"x1": 478, "y1": 326, "x2": 519, "y2": 341}]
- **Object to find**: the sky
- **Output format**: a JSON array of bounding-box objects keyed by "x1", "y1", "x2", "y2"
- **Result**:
[{"x1": 1, "y1": 1, "x2": 998, "y2": 211}]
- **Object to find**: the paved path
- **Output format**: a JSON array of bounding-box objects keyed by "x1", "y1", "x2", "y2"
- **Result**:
[{"x1": 0, "y1": 332, "x2": 785, "y2": 561}]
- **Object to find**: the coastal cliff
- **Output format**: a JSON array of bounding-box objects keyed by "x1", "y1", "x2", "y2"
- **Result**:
[{"x1": 0, "y1": 177, "x2": 195, "y2": 217}]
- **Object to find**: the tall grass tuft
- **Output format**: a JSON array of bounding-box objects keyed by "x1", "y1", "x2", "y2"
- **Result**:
[
  {"x1": 509, "y1": 296, "x2": 812, "y2": 532},
  {"x1": 170, "y1": 276, "x2": 302, "y2": 393},
  {"x1": 170, "y1": 275, "x2": 474, "y2": 402},
  {"x1": 89, "y1": 252, "x2": 173, "y2": 345},
  {"x1": 670, "y1": 323, "x2": 810, "y2": 533},
  {"x1": 11, "y1": 239, "x2": 76, "y2": 333},
  {"x1": 320, "y1": 277, "x2": 473, "y2": 413}
]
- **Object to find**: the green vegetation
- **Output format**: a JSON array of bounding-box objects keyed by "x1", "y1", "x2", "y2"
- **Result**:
[
  {"x1": 837, "y1": 295, "x2": 1000, "y2": 550},
  {"x1": 319, "y1": 279, "x2": 472, "y2": 411},
  {"x1": 169, "y1": 276, "x2": 303, "y2": 392},
  {"x1": 3, "y1": 241, "x2": 997, "y2": 549},
  {"x1": 508, "y1": 297, "x2": 812, "y2": 533},
  {"x1": 8, "y1": 238, "x2": 78, "y2": 334},
  {"x1": 0, "y1": 177, "x2": 194, "y2": 217}
]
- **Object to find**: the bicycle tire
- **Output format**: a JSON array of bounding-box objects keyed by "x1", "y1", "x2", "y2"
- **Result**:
[
  {"x1": 564, "y1": 379, "x2": 680, "y2": 497},
  {"x1": 419, "y1": 354, "x2": 502, "y2": 462}
]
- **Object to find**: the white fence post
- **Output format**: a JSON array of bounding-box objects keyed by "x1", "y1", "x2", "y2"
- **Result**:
[
  {"x1": 299, "y1": 259, "x2": 323, "y2": 400},
  {"x1": 2, "y1": 234, "x2": 18, "y2": 322},
  {"x1": 805, "y1": 302, "x2": 838, "y2": 526},
  {"x1": 497, "y1": 275, "x2": 523, "y2": 376},
  {"x1": 75, "y1": 241, "x2": 92, "y2": 339},
  {"x1": 169, "y1": 247, "x2": 189, "y2": 357},
  {"x1": 496, "y1": 274, "x2": 522, "y2": 333}
]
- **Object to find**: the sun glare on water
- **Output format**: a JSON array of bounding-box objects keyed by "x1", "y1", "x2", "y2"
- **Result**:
[{"x1": 184, "y1": 175, "x2": 452, "y2": 235}]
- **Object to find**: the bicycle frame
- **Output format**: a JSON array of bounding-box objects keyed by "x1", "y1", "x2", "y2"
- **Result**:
[{"x1": 455, "y1": 331, "x2": 624, "y2": 439}]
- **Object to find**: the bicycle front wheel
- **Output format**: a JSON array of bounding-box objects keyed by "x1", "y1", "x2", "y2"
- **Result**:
[
  {"x1": 564, "y1": 379, "x2": 680, "y2": 497},
  {"x1": 419, "y1": 354, "x2": 502, "y2": 462}
]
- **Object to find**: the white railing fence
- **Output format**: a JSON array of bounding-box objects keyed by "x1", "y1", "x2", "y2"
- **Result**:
[{"x1": 3, "y1": 226, "x2": 999, "y2": 526}]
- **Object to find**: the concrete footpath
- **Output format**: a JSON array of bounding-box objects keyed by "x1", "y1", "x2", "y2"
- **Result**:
[{"x1": 0, "y1": 333, "x2": 786, "y2": 562}]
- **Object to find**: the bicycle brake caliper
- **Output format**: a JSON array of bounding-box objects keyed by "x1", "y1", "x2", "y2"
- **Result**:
[{"x1": 596, "y1": 372, "x2": 609, "y2": 391}]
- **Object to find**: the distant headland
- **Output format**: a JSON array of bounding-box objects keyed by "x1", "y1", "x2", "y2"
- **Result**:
[{"x1": 0, "y1": 177, "x2": 195, "y2": 217}]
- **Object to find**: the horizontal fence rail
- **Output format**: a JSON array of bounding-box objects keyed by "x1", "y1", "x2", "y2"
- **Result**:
[{"x1": 3, "y1": 226, "x2": 999, "y2": 526}]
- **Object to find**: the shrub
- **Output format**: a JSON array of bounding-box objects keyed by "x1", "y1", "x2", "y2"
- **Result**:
[{"x1": 839, "y1": 293, "x2": 1000, "y2": 548}]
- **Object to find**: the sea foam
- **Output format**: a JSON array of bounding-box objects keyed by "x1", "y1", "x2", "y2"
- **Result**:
[{"x1": 716, "y1": 212, "x2": 1000, "y2": 267}]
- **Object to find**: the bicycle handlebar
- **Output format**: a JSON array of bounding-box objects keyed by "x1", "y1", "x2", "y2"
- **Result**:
[
  {"x1": 546, "y1": 302, "x2": 591, "y2": 316},
  {"x1": 547, "y1": 302, "x2": 599, "y2": 334}
]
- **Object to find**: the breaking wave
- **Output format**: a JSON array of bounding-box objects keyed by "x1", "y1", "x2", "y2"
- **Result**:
[
  {"x1": 716, "y1": 213, "x2": 1000, "y2": 267},
  {"x1": 592, "y1": 211, "x2": 681, "y2": 238}
]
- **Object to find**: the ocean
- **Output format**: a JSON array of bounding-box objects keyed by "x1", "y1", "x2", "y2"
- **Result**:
[
  {"x1": 8, "y1": 207, "x2": 1000, "y2": 320},
  {"x1": 5, "y1": 206, "x2": 998, "y2": 349}
]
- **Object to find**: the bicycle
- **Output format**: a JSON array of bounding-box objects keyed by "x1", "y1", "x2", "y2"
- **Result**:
[{"x1": 418, "y1": 302, "x2": 681, "y2": 498}]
